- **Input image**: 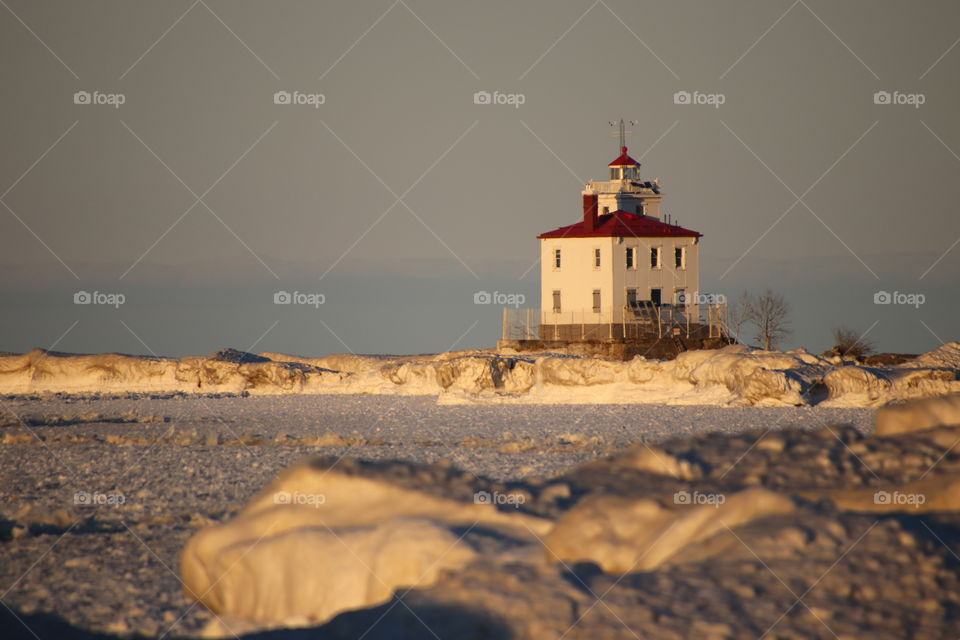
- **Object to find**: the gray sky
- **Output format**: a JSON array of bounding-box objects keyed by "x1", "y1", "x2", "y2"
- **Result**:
[{"x1": 1, "y1": 0, "x2": 958, "y2": 357}]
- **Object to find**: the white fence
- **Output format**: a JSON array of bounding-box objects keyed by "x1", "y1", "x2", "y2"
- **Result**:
[{"x1": 502, "y1": 304, "x2": 729, "y2": 342}]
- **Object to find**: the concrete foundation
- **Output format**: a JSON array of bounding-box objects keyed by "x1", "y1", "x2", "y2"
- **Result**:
[{"x1": 496, "y1": 335, "x2": 732, "y2": 361}]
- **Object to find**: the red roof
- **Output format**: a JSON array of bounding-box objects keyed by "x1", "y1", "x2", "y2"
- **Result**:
[
  {"x1": 538, "y1": 210, "x2": 702, "y2": 239},
  {"x1": 608, "y1": 146, "x2": 639, "y2": 167}
]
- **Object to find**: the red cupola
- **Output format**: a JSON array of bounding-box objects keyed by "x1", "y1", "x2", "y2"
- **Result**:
[
  {"x1": 608, "y1": 145, "x2": 639, "y2": 167},
  {"x1": 608, "y1": 146, "x2": 640, "y2": 180}
]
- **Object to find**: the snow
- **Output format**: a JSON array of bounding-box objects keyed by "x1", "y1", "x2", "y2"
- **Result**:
[
  {"x1": 543, "y1": 487, "x2": 795, "y2": 573},
  {"x1": 875, "y1": 392, "x2": 960, "y2": 435},
  {"x1": 181, "y1": 457, "x2": 550, "y2": 630},
  {"x1": 2, "y1": 343, "x2": 958, "y2": 408},
  {"x1": 816, "y1": 466, "x2": 960, "y2": 514},
  {"x1": 5, "y1": 391, "x2": 957, "y2": 639},
  {"x1": 187, "y1": 518, "x2": 477, "y2": 631},
  {"x1": 169, "y1": 393, "x2": 960, "y2": 637}
]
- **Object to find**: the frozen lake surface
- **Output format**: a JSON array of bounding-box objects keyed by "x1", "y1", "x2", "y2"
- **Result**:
[
  {"x1": 2, "y1": 393, "x2": 875, "y2": 480},
  {"x1": 0, "y1": 394, "x2": 874, "y2": 637}
]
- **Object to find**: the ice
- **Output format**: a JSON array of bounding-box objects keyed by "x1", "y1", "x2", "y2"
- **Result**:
[
  {"x1": 875, "y1": 392, "x2": 960, "y2": 435},
  {"x1": 187, "y1": 518, "x2": 477, "y2": 632},
  {"x1": 3, "y1": 343, "x2": 957, "y2": 407},
  {"x1": 2, "y1": 392, "x2": 954, "y2": 638},
  {"x1": 171, "y1": 394, "x2": 960, "y2": 637},
  {"x1": 181, "y1": 457, "x2": 550, "y2": 631},
  {"x1": 543, "y1": 487, "x2": 795, "y2": 573}
]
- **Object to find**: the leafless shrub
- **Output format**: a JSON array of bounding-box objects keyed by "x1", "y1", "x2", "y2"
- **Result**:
[
  {"x1": 743, "y1": 289, "x2": 791, "y2": 350},
  {"x1": 832, "y1": 325, "x2": 876, "y2": 359}
]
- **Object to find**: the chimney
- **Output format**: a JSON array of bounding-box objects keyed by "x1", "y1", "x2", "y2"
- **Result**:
[{"x1": 583, "y1": 193, "x2": 598, "y2": 232}]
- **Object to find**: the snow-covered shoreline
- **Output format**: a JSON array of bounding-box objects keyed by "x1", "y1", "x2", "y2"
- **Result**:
[{"x1": 2, "y1": 342, "x2": 958, "y2": 408}]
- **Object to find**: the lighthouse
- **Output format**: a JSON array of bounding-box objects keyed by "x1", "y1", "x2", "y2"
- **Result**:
[{"x1": 534, "y1": 141, "x2": 705, "y2": 345}]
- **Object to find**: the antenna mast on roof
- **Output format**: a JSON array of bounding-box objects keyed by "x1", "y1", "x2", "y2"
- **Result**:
[{"x1": 609, "y1": 119, "x2": 639, "y2": 150}]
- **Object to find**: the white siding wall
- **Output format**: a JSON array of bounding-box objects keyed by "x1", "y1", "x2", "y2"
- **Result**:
[
  {"x1": 540, "y1": 237, "x2": 616, "y2": 322},
  {"x1": 595, "y1": 193, "x2": 662, "y2": 218},
  {"x1": 612, "y1": 237, "x2": 699, "y2": 309},
  {"x1": 540, "y1": 236, "x2": 700, "y2": 322}
]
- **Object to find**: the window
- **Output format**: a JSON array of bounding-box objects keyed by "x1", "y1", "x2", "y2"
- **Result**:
[
  {"x1": 675, "y1": 246, "x2": 685, "y2": 269},
  {"x1": 650, "y1": 288, "x2": 662, "y2": 306},
  {"x1": 610, "y1": 168, "x2": 619, "y2": 180},
  {"x1": 553, "y1": 248, "x2": 561, "y2": 269},
  {"x1": 626, "y1": 247, "x2": 636, "y2": 269},
  {"x1": 593, "y1": 248, "x2": 601, "y2": 269},
  {"x1": 635, "y1": 204, "x2": 644, "y2": 215},
  {"x1": 602, "y1": 206, "x2": 610, "y2": 215},
  {"x1": 626, "y1": 288, "x2": 637, "y2": 308},
  {"x1": 651, "y1": 247, "x2": 662, "y2": 269},
  {"x1": 552, "y1": 290, "x2": 561, "y2": 312},
  {"x1": 592, "y1": 289, "x2": 601, "y2": 313}
]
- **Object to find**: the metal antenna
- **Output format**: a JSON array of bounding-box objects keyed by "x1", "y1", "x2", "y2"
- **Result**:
[{"x1": 609, "y1": 119, "x2": 639, "y2": 149}]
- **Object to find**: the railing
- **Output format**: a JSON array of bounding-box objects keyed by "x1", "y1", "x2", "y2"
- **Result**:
[
  {"x1": 706, "y1": 304, "x2": 731, "y2": 340},
  {"x1": 586, "y1": 180, "x2": 657, "y2": 194},
  {"x1": 501, "y1": 308, "x2": 541, "y2": 341},
  {"x1": 502, "y1": 303, "x2": 730, "y2": 342}
]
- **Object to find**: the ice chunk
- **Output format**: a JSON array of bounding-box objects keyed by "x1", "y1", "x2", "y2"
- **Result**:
[{"x1": 543, "y1": 488, "x2": 794, "y2": 573}]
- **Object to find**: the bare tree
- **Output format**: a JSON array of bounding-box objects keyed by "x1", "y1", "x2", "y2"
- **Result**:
[
  {"x1": 832, "y1": 325, "x2": 876, "y2": 359},
  {"x1": 726, "y1": 291, "x2": 751, "y2": 344},
  {"x1": 743, "y1": 289, "x2": 791, "y2": 350}
]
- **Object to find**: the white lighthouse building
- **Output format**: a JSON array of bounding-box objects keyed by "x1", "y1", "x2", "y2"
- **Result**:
[{"x1": 536, "y1": 145, "x2": 704, "y2": 341}]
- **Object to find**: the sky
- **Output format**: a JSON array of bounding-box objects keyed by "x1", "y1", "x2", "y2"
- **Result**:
[{"x1": 0, "y1": 0, "x2": 958, "y2": 358}]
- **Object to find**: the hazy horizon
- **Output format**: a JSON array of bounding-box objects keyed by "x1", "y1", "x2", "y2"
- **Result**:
[{"x1": 2, "y1": 1, "x2": 959, "y2": 358}]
